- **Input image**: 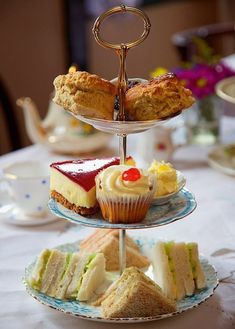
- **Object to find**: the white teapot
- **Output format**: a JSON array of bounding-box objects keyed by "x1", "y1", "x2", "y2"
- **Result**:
[{"x1": 16, "y1": 97, "x2": 112, "y2": 154}]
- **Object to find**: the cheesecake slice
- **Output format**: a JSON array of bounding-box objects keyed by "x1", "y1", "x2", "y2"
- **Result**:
[{"x1": 50, "y1": 157, "x2": 120, "y2": 215}]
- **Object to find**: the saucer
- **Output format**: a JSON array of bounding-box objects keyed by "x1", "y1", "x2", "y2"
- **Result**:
[
  {"x1": 208, "y1": 144, "x2": 235, "y2": 176},
  {"x1": 47, "y1": 131, "x2": 113, "y2": 154},
  {"x1": 0, "y1": 195, "x2": 58, "y2": 227},
  {"x1": 216, "y1": 76, "x2": 235, "y2": 105}
]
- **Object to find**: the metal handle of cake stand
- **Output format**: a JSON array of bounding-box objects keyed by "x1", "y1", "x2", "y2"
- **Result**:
[{"x1": 92, "y1": 5, "x2": 151, "y2": 274}]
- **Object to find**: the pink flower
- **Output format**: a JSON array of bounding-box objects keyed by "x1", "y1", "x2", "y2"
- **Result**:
[{"x1": 173, "y1": 62, "x2": 235, "y2": 99}]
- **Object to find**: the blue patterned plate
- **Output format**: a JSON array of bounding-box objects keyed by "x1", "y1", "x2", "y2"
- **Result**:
[
  {"x1": 24, "y1": 238, "x2": 218, "y2": 323},
  {"x1": 48, "y1": 188, "x2": 196, "y2": 229}
]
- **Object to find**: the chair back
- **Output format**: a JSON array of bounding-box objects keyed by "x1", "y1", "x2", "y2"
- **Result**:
[
  {"x1": 172, "y1": 22, "x2": 235, "y2": 62},
  {"x1": 0, "y1": 78, "x2": 22, "y2": 154}
]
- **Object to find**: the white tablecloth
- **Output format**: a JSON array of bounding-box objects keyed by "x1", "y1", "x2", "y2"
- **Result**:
[{"x1": 0, "y1": 117, "x2": 235, "y2": 329}]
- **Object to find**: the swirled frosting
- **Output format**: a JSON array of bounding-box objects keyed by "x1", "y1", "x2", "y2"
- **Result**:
[{"x1": 96, "y1": 165, "x2": 156, "y2": 197}]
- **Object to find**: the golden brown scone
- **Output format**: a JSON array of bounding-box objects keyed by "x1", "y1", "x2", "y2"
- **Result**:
[
  {"x1": 125, "y1": 73, "x2": 195, "y2": 121},
  {"x1": 53, "y1": 71, "x2": 116, "y2": 120}
]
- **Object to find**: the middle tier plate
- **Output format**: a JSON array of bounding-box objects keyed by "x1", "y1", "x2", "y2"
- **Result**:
[{"x1": 48, "y1": 188, "x2": 196, "y2": 229}]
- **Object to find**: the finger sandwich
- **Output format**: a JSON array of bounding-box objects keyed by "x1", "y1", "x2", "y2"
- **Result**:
[
  {"x1": 152, "y1": 241, "x2": 206, "y2": 301},
  {"x1": 99, "y1": 267, "x2": 176, "y2": 318},
  {"x1": 28, "y1": 249, "x2": 106, "y2": 301},
  {"x1": 79, "y1": 229, "x2": 150, "y2": 271}
]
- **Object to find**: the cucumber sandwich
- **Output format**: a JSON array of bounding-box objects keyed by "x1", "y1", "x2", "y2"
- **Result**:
[
  {"x1": 28, "y1": 249, "x2": 105, "y2": 301},
  {"x1": 152, "y1": 241, "x2": 206, "y2": 301}
]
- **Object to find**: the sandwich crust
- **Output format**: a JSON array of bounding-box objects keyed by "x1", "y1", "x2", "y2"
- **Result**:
[
  {"x1": 53, "y1": 71, "x2": 117, "y2": 120},
  {"x1": 125, "y1": 73, "x2": 195, "y2": 120},
  {"x1": 100, "y1": 267, "x2": 176, "y2": 318},
  {"x1": 79, "y1": 229, "x2": 139, "y2": 252},
  {"x1": 79, "y1": 229, "x2": 150, "y2": 271}
]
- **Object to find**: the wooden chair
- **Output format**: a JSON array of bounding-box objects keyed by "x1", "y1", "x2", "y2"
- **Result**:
[
  {"x1": 0, "y1": 78, "x2": 22, "y2": 155},
  {"x1": 171, "y1": 22, "x2": 235, "y2": 62}
]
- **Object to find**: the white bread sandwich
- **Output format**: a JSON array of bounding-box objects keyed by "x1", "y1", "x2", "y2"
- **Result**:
[
  {"x1": 187, "y1": 242, "x2": 206, "y2": 289},
  {"x1": 66, "y1": 253, "x2": 105, "y2": 301},
  {"x1": 29, "y1": 249, "x2": 67, "y2": 295},
  {"x1": 99, "y1": 267, "x2": 176, "y2": 318},
  {"x1": 55, "y1": 252, "x2": 80, "y2": 299},
  {"x1": 28, "y1": 249, "x2": 106, "y2": 301},
  {"x1": 79, "y1": 229, "x2": 150, "y2": 271},
  {"x1": 152, "y1": 241, "x2": 206, "y2": 301}
]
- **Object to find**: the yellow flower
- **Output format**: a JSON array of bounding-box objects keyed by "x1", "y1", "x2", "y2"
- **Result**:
[
  {"x1": 83, "y1": 123, "x2": 93, "y2": 134},
  {"x1": 150, "y1": 67, "x2": 168, "y2": 78},
  {"x1": 70, "y1": 118, "x2": 80, "y2": 128},
  {"x1": 196, "y1": 78, "x2": 207, "y2": 88},
  {"x1": 180, "y1": 79, "x2": 187, "y2": 86}
]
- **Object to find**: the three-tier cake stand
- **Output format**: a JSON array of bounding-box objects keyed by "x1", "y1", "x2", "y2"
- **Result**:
[
  {"x1": 25, "y1": 5, "x2": 218, "y2": 323},
  {"x1": 50, "y1": 4, "x2": 197, "y2": 275}
]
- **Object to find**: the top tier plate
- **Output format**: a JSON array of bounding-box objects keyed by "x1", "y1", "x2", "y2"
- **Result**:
[
  {"x1": 67, "y1": 77, "x2": 182, "y2": 135},
  {"x1": 68, "y1": 112, "x2": 181, "y2": 135}
]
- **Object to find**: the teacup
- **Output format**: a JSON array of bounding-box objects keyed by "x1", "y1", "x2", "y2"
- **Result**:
[{"x1": 2, "y1": 161, "x2": 50, "y2": 217}]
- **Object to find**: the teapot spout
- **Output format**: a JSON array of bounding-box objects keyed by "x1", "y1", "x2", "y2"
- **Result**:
[{"x1": 16, "y1": 97, "x2": 47, "y2": 144}]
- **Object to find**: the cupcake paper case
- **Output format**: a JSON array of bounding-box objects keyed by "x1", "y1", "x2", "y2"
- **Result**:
[{"x1": 95, "y1": 165, "x2": 156, "y2": 223}]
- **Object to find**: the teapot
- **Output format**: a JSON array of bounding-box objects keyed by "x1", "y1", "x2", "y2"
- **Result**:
[{"x1": 16, "y1": 97, "x2": 112, "y2": 155}]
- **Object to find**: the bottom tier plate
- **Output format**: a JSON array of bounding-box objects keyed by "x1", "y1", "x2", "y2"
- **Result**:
[{"x1": 23, "y1": 237, "x2": 218, "y2": 323}]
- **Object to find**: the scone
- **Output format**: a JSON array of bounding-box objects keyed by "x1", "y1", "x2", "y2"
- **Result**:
[
  {"x1": 125, "y1": 73, "x2": 195, "y2": 120},
  {"x1": 53, "y1": 71, "x2": 116, "y2": 120},
  {"x1": 95, "y1": 165, "x2": 156, "y2": 223}
]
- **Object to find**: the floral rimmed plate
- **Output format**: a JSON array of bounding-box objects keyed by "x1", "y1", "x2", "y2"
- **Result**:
[
  {"x1": 48, "y1": 188, "x2": 196, "y2": 229},
  {"x1": 152, "y1": 171, "x2": 186, "y2": 206},
  {"x1": 23, "y1": 238, "x2": 218, "y2": 323}
]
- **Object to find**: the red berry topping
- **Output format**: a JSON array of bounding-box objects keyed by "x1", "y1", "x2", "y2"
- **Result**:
[
  {"x1": 122, "y1": 168, "x2": 141, "y2": 181},
  {"x1": 156, "y1": 142, "x2": 166, "y2": 150}
]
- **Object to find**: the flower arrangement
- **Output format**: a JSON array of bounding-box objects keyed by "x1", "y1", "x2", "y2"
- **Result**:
[
  {"x1": 172, "y1": 62, "x2": 235, "y2": 99},
  {"x1": 151, "y1": 37, "x2": 235, "y2": 99},
  {"x1": 151, "y1": 38, "x2": 235, "y2": 144}
]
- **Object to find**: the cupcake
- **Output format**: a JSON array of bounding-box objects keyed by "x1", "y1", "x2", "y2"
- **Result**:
[{"x1": 95, "y1": 165, "x2": 156, "y2": 223}]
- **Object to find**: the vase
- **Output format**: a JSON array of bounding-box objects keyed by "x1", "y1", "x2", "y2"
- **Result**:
[{"x1": 184, "y1": 95, "x2": 221, "y2": 145}]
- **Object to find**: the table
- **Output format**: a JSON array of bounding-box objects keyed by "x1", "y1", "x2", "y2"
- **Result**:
[{"x1": 0, "y1": 117, "x2": 235, "y2": 329}]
